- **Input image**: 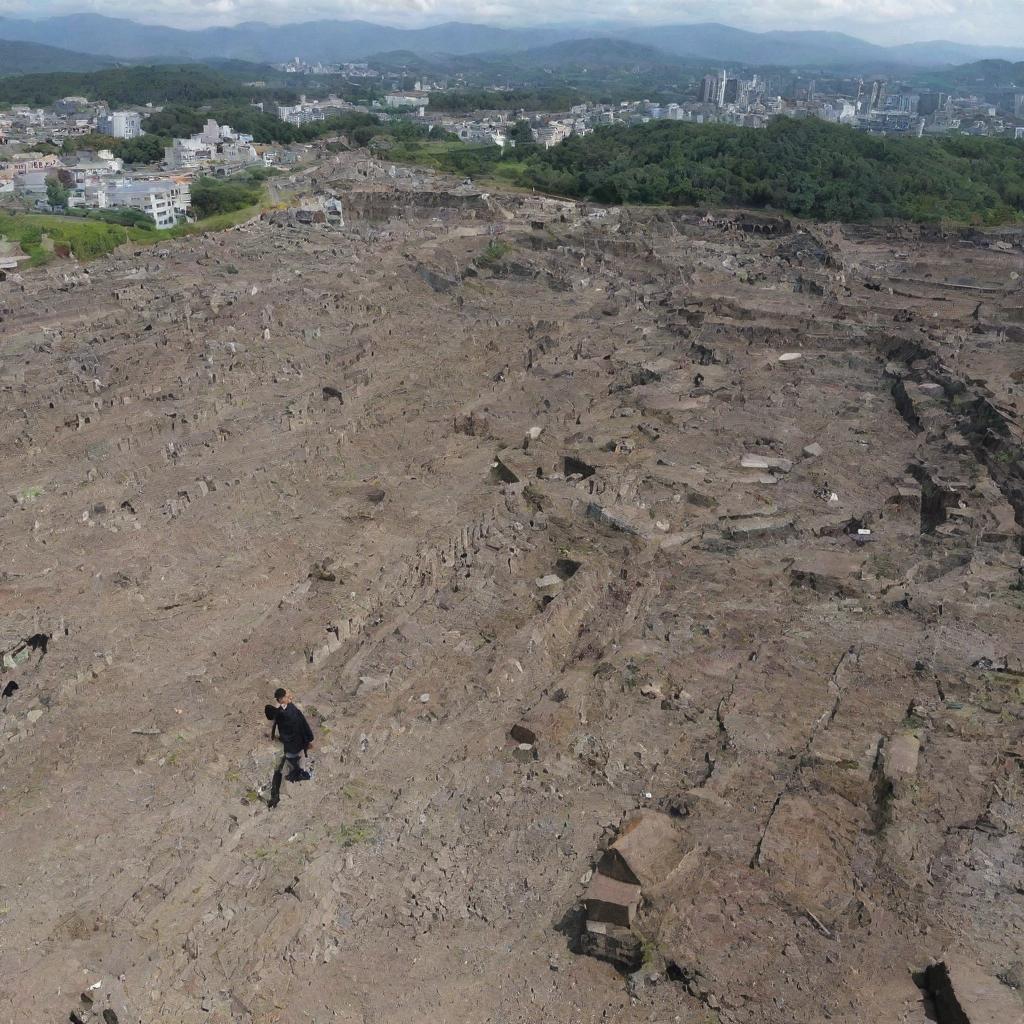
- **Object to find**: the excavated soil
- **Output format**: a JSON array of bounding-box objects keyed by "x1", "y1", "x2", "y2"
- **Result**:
[{"x1": 2, "y1": 154, "x2": 1024, "y2": 1024}]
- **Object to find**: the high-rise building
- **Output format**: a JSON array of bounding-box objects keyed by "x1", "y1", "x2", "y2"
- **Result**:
[
  {"x1": 917, "y1": 92, "x2": 947, "y2": 117},
  {"x1": 701, "y1": 74, "x2": 721, "y2": 104},
  {"x1": 868, "y1": 80, "x2": 886, "y2": 111},
  {"x1": 722, "y1": 78, "x2": 740, "y2": 105},
  {"x1": 886, "y1": 94, "x2": 918, "y2": 114}
]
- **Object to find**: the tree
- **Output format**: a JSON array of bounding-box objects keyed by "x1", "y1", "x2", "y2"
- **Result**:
[
  {"x1": 189, "y1": 176, "x2": 262, "y2": 220},
  {"x1": 45, "y1": 174, "x2": 69, "y2": 208},
  {"x1": 508, "y1": 120, "x2": 535, "y2": 148},
  {"x1": 117, "y1": 134, "x2": 167, "y2": 165},
  {"x1": 351, "y1": 125, "x2": 376, "y2": 147}
]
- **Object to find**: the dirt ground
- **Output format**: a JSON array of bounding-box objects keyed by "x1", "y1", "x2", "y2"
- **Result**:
[{"x1": 2, "y1": 153, "x2": 1023, "y2": 1024}]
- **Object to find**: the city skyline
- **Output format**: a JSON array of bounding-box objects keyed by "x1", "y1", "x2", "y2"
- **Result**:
[{"x1": 1, "y1": 0, "x2": 1022, "y2": 46}]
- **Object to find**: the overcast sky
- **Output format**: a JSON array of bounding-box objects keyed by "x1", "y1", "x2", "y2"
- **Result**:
[{"x1": 1, "y1": 0, "x2": 1022, "y2": 44}]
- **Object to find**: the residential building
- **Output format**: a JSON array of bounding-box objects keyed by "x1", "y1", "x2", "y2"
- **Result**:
[
  {"x1": 62, "y1": 149, "x2": 125, "y2": 185},
  {"x1": 533, "y1": 122, "x2": 572, "y2": 148},
  {"x1": 164, "y1": 138, "x2": 216, "y2": 170},
  {"x1": 54, "y1": 96, "x2": 90, "y2": 115},
  {"x1": 277, "y1": 104, "x2": 326, "y2": 126},
  {"x1": 918, "y1": 92, "x2": 948, "y2": 117},
  {"x1": 6, "y1": 152, "x2": 61, "y2": 175},
  {"x1": 97, "y1": 111, "x2": 144, "y2": 140},
  {"x1": 384, "y1": 92, "x2": 430, "y2": 109},
  {"x1": 91, "y1": 180, "x2": 191, "y2": 228},
  {"x1": 455, "y1": 121, "x2": 508, "y2": 146},
  {"x1": 13, "y1": 169, "x2": 51, "y2": 195}
]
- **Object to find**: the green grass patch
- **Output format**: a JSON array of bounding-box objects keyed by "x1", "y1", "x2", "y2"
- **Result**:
[
  {"x1": 0, "y1": 212, "x2": 156, "y2": 265},
  {"x1": 477, "y1": 239, "x2": 510, "y2": 266},
  {"x1": 331, "y1": 821, "x2": 376, "y2": 847},
  {"x1": 0, "y1": 194, "x2": 267, "y2": 268}
]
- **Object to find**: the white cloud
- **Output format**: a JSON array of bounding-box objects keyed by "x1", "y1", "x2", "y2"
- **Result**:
[{"x1": 0, "y1": 0, "x2": 1020, "y2": 42}]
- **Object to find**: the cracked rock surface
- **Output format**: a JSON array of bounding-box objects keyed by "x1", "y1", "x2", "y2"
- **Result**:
[{"x1": 2, "y1": 153, "x2": 1024, "y2": 1023}]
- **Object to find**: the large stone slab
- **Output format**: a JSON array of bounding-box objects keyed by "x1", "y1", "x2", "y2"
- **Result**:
[
  {"x1": 883, "y1": 733, "x2": 921, "y2": 784},
  {"x1": 926, "y1": 960, "x2": 1024, "y2": 1024},
  {"x1": 583, "y1": 873, "x2": 641, "y2": 928},
  {"x1": 598, "y1": 810, "x2": 685, "y2": 889},
  {"x1": 578, "y1": 920, "x2": 644, "y2": 971}
]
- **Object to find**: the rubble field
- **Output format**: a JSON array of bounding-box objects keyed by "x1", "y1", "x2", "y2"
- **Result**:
[{"x1": 2, "y1": 153, "x2": 1024, "y2": 1024}]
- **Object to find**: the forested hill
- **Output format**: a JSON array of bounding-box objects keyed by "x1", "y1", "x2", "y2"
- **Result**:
[
  {"x1": 518, "y1": 119, "x2": 1024, "y2": 224},
  {"x1": 0, "y1": 64, "x2": 263, "y2": 107},
  {"x1": 0, "y1": 39, "x2": 115, "y2": 75}
]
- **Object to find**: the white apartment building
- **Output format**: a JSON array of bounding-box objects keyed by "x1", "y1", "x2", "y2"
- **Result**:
[
  {"x1": 94, "y1": 180, "x2": 191, "y2": 228},
  {"x1": 384, "y1": 92, "x2": 430, "y2": 109},
  {"x1": 275, "y1": 94, "x2": 352, "y2": 126},
  {"x1": 164, "y1": 137, "x2": 215, "y2": 169},
  {"x1": 456, "y1": 122, "x2": 508, "y2": 147},
  {"x1": 533, "y1": 122, "x2": 572, "y2": 149},
  {"x1": 163, "y1": 134, "x2": 258, "y2": 173},
  {"x1": 97, "y1": 111, "x2": 144, "y2": 140},
  {"x1": 62, "y1": 149, "x2": 124, "y2": 185},
  {"x1": 277, "y1": 103, "x2": 326, "y2": 126}
]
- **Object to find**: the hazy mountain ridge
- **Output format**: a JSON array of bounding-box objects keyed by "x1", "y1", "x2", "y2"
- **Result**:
[
  {"x1": 0, "y1": 37, "x2": 116, "y2": 75},
  {"x1": 0, "y1": 14, "x2": 559, "y2": 63},
  {"x1": 0, "y1": 13, "x2": 1020, "y2": 69}
]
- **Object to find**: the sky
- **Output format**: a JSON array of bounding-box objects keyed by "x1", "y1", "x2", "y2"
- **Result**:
[{"x1": 0, "y1": 0, "x2": 1022, "y2": 45}]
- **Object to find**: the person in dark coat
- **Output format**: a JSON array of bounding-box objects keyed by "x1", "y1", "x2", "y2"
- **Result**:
[{"x1": 266, "y1": 686, "x2": 314, "y2": 808}]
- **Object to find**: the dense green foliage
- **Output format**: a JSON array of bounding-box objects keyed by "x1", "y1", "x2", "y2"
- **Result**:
[
  {"x1": 507, "y1": 121, "x2": 535, "y2": 148},
  {"x1": 390, "y1": 140, "x2": 511, "y2": 179},
  {"x1": 236, "y1": 165, "x2": 283, "y2": 182},
  {"x1": 45, "y1": 176, "x2": 69, "y2": 208},
  {"x1": 912, "y1": 59, "x2": 1024, "y2": 93},
  {"x1": 0, "y1": 65, "x2": 269, "y2": 107},
  {"x1": 117, "y1": 135, "x2": 168, "y2": 164},
  {"x1": 0, "y1": 60, "x2": 379, "y2": 113},
  {"x1": 189, "y1": 176, "x2": 263, "y2": 220},
  {"x1": 512, "y1": 118, "x2": 1024, "y2": 223},
  {"x1": 79, "y1": 208, "x2": 156, "y2": 228},
  {"x1": 62, "y1": 132, "x2": 168, "y2": 165}
]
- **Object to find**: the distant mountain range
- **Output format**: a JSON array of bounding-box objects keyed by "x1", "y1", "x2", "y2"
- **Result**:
[
  {"x1": 617, "y1": 24, "x2": 1024, "y2": 69},
  {"x1": 0, "y1": 13, "x2": 1021, "y2": 71},
  {"x1": 0, "y1": 37, "x2": 115, "y2": 75}
]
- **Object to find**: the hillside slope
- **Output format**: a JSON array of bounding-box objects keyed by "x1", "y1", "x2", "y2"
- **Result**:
[{"x1": 0, "y1": 38, "x2": 114, "y2": 74}]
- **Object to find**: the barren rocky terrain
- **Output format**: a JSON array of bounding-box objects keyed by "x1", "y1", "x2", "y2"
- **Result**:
[{"x1": 2, "y1": 153, "x2": 1024, "y2": 1024}]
